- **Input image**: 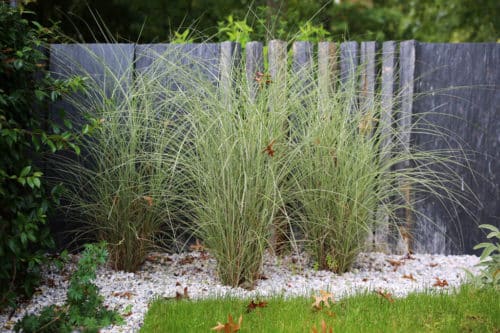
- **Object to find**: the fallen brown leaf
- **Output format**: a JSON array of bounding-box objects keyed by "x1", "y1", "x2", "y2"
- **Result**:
[
  {"x1": 312, "y1": 290, "x2": 334, "y2": 310},
  {"x1": 179, "y1": 255, "x2": 194, "y2": 265},
  {"x1": 113, "y1": 291, "x2": 134, "y2": 299},
  {"x1": 433, "y1": 277, "x2": 448, "y2": 287},
  {"x1": 262, "y1": 139, "x2": 276, "y2": 157},
  {"x1": 246, "y1": 300, "x2": 268, "y2": 313},
  {"x1": 212, "y1": 314, "x2": 242, "y2": 332},
  {"x1": 376, "y1": 289, "x2": 394, "y2": 303},
  {"x1": 190, "y1": 239, "x2": 205, "y2": 252},
  {"x1": 387, "y1": 259, "x2": 403, "y2": 271},
  {"x1": 311, "y1": 319, "x2": 333, "y2": 333},
  {"x1": 142, "y1": 195, "x2": 153, "y2": 207},
  {"x1": 402, "y1": 273, "x2": 416, "y2": 281}
]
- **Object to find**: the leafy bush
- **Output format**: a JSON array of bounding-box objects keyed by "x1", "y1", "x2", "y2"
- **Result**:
[
  {"x1": 470, "y1": 224, "x2": 500, "y2": 289},
  {"x1": 0, "y1": 4, "x2": 85, "y2": 309},
  {"x1": 14, "y1": 242, "x2": 123, "y2": 333}
]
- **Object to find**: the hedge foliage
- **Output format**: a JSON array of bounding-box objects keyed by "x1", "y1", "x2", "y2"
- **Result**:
[{"x1": 0, "y1": 4, "x2": 85, "y2": 309}]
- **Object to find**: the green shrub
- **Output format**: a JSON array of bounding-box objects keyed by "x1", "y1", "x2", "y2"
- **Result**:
[
  {"x1": 14, "y1": 242, "x2": 123, "y2": 333},
  {"x1": 469, "y1": 224, "x2": 500, "y2": 289},
  {"x1": 0, "y1": 4, "x2": 85, "y2": 310}
]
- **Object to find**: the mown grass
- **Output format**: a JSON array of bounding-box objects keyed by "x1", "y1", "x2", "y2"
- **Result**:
[{"x1": 140, "y1": 285, "x2": 499, "y2": 333}]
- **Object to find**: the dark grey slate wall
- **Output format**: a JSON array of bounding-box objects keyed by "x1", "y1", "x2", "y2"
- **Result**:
[{"x1": 410, "y1": 42, "x2": 500, "y2": 254}]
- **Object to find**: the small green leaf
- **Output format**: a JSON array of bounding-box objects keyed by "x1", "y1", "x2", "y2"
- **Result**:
[
  {"x1": 20, "y1": 165, "x2": 31, "y2": 177},
  {"x1": 13, "y1": 59, "x2": 24, "y2": 70},
  {"x1": 33, "y1": 177, "x2": 41, "y2": 188},
  {"x1": 479, "y1": 224, "x2": 499, "y2": 233},
  {"x1": 17, "y1": 177, "x2": 26, "y2": 186},
  {"x1": 27, "y1": 177, "x2": 34, "y2": 189},
  {"x1": 34, "y1": 90, "x2": 46, "y2": 101}
]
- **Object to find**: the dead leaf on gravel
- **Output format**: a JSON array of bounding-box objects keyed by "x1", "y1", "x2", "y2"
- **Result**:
[
  {"x1": 433, "y1": 277, "x2": 448, "y2": 287},
  {"x1": 190, "y1": 239, "x2": 205, "y2": 252},
  {"x1": 179, "y1": 255, "x2": 194, "y2": 265},
  {"x1": 113, "y1": 291, "x2": 134, "y2": 299},
  {"x1": 387, "y1": 259, "x2": 403, "y2": 271},
  {"x1": 402, "y1": 273, "x2": 416, "y2": 281}
]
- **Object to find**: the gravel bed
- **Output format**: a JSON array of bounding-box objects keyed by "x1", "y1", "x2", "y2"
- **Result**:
[{"x1": 0, "y1": 250, "x2": 482, "y2": 332}]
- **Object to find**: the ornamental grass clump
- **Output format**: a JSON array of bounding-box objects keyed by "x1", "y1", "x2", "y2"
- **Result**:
[
  {"x1": 285, "y1": 60, "x2": 472, "y2": 273},
  {"x1": 52, "y1": 47, "x2": 190, "y2": 272},
  {"x1": 172, "y1": 55, "x2": 291, "y2": 288}
]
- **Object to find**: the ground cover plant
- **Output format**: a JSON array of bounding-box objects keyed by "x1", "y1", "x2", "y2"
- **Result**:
[
  {"x1": 14, "y1": 242, "x2": 123, "y2": 333},
  {"x1": 141, "y1": 284, "x2": 500, "y2": 332},
  {"x1": 468, "y1": 224, "x2": 500, "y2": 289}
]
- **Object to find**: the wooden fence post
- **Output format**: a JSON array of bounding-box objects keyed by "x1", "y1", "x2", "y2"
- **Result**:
[
  {"x1": 340, "y1": 41, "x2": 359, "y2": 112},
  {"x1": 318, "y1": 42, "x2": 338, "y2": 98},
  {"x1": 245, "y1": 41, "x2": 264, "y2": 102},
  {"x1": 220, "y1": 41, "x2": 241, "y2": 108},
  {"x1": 396, "y1": 40, "x2": 416, "y2": 254}
]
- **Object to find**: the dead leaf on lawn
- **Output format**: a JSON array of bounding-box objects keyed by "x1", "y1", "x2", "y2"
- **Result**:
[
  {"x1": 311, "y1": 319, "x2": 333, "y2": 333},
  {"x1": 174, "y1": 283, "x2": 189, "y2": 300},
  {"x1": 312, "y1": 290, "x2": 334, "y2": 310},
  {"x1": 212, "y1": 314, "x2": 242, "y2": 332},
  {"x1": 375, "y1": 289, "x2": 394, "y2": 303},
  {"x1": 246, "y1": 300, "x2": 268, "y2": 313}
]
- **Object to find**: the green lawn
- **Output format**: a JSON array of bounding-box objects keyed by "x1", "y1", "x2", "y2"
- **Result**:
[{"x1": 140, "y1": 285, "x2": 499, "y2": 332}]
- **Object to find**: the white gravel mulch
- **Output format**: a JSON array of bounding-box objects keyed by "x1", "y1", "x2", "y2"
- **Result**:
[{"x1": 0, "y1": 250, "x2": 482, "y2": 332}]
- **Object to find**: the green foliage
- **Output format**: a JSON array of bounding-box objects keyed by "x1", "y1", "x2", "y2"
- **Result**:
[
  {"x1": 469, "y1": 224, "x2": 500, "y2": 289},
  {"x1": 14, "y1": 242, "x2": 123, "y2": 333},
  {"x1": 0, "y1": 3, "x2": 85, "y2": 310},
  {"x1": 170, "y1": 29, "x2": 195, "y2": 44},
  {"x1": 217, "y1": 15, "x2": 253, "y2": 47},
  {"x1": 25, "y1": 0, "x2": 499, "y2": 43}
]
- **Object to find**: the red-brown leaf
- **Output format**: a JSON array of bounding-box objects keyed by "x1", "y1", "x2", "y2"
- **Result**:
[
  {"x1": 433, "y1": 277, "x2": 448, "y2": 287},
  {"x1": 376, "y1": 289, "x2": 394, "y2": 303},
  {"x1": 246, "y1": 300, "x2": 268, "y2": 313},
  {"x1": 402, "y1": 273, "x2": 416, "y2": 281},
  {"x1": 212, "y1": 314, "x2": 242, "y2": 332},
  {"x1": 262, "y1": 139, "x2": 276, "y2": 157}
]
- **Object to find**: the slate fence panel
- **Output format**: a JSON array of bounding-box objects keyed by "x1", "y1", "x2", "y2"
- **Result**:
[{"x1": 48, "y1": 41, "x2": 499, "y2": 255}]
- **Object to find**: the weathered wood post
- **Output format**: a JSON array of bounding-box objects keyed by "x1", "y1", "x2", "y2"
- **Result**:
[{"x1": 245, "y1": 41, "x2": 264, "y2": 102}]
